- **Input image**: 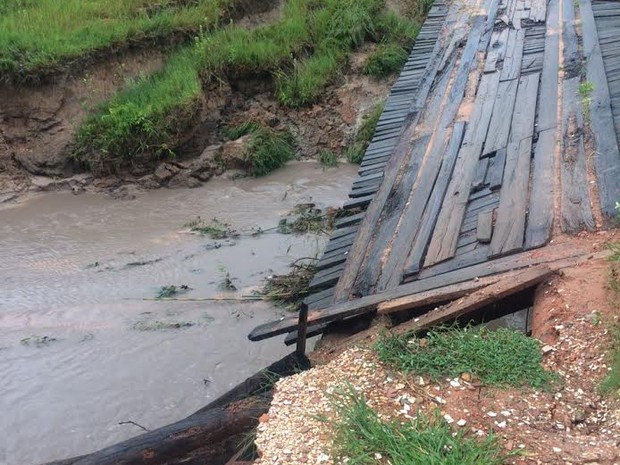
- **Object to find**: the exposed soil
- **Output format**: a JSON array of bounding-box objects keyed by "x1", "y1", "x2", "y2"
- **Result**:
[
  {"x1": 254, "y1": 232, "x2": 620, "y2": 465},
  {"x1": 0, "y1": 38, "x2": 392, "y2": 203}
]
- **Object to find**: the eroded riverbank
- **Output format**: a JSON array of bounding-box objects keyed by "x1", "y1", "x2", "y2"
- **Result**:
[{"x1": 0, "y1": 161, "x2": 356, "y2": 465}]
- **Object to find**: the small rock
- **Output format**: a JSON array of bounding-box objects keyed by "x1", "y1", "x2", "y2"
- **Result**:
[
  {"x1": 553, "y1": 447, "x2": 562, "y2": 453},
  {"x1": 542, "y1": 345, "x2": 554, "y2": 354},
  {"x1": 487, "y1": 411, "x2": 497, "y2": 417},
  {"x1": 457, "y1": 419, "x2": 467, "y2": 426}
]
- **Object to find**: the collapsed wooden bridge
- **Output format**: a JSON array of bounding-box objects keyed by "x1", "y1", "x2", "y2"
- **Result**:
[{"x1": 249, "y1": 0, "x2": 620, "y2": 344}]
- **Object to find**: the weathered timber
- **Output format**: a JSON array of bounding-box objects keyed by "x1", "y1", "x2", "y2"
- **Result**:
[
  {"x1": 403, "y1": 122, "x2": 467, "y2": 276},
  {"x1": 560, "y1": 77, "x2": 596, "y2": 233},
  {"x1": 415, "y1": 246, "x2": 489, "y2": 280},
  {"x1": 331, "y1": 7, "x2": 489, "y2": 303},
  {"x1": 48, "y1": 353, "x2": 308, "y2": 465},
  {"x1": 501, "y1": 29, "x2": 525, "y2": 81},
  {"x1": 484, "y1": 148, "x2": 507, "y2": 190},
  {"x1": 580, "y1": 0, "x2": 620, "y2": 221},
  {"x1": 375, "y1": 275, "x2": 503, "y2": 315},
  {"x1": 482, "y1": 79, "x2": 519, "y2": 157},
  {"x1": 249, "y1": 244, "x2": 602, "y2": 341},
  {"x1": 524, "y1": 0, "x2": 560, "y2": 249},
  {"x1": 424, "y1": 71, "x2": 502, "y2": 267},
  {"x1": 472, "y1": 157, "x2": 490, "y2": 191},
  {"x1": 489, "y1": 72, "x2": 540, "y2": 258},
  {"x1": 351, "y1": 135, "x2": 432, "y2": 297},
  {"x1": 388, "y1": 266, "x2": 553, "y2": 337},
  {"x1": 477, "y1": 209, "x2": 494, "y2": 243}
]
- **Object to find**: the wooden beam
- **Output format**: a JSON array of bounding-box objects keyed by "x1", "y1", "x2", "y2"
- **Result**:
[
  {"x1": 489, "y1": 72, "x2": 540, "y2": 258},
  {"x1": 579, "y1": 0, "x2": 620, "y2": 222}
]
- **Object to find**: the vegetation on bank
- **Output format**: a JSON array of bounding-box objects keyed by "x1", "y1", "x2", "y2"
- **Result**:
[
  {"x1": 347, "y1": 103, "x2": 384, "y2": 164},
  {"x1": 376, "y1": 327, "x2": 556, "y2": 389},
  {"x1": 72, "y1": 0, "x2": 430, "y2": 174},
  {"x1": 329, "y1": 387, "x2": 511, "y2": 465},
  {"x1": 0, "y1": 0, "x2": 235, "y2": 81}
]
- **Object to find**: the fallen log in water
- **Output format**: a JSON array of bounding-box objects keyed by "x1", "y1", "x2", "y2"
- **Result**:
[{"x1": 44, "y1": 352, "x2": 309, "y2": 465}]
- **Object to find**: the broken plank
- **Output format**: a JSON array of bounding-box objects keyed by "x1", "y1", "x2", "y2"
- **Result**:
[
  {"x1": 248, "y1": 245, "x2": 605, "y2": 341},
  {"x1": 524, "y1": 0, "x2": 560, "y2": 249},
  {"x1": 388, "y1": 266, "x2": 553, "y2": 336},
  {"x1": 482, "y1": 79, "x2": 519, "y2": 157},
  {"x1": 484, "y1": 147, "x2": 507, "y2": 190},
  {"x1": 500, "y1": 29, "x2": 525, "y2": 81},
  {"x1": 477, "y1": 209, "x2": 494, "y2": 243},
  {"x1": 489, "y1": 72, "x2": 540, "y2": 258},
  {"x1": 472, "y1": 157, "x2": 490, "y2": 192},
  {"x1": 424, "y1": 72, "x2": 502, "y2": 267},
  {"x1": 403, "y1": 123, "x2": 467, "y2": 277}
]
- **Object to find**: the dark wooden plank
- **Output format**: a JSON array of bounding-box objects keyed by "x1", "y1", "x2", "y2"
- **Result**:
[
  {"x1": 334, "y1": 212, "x2": 364, "y2": 228},
  {"x1": 477, "y1": 209, "x2": 494, "y2": 243},
  {"x1": 415, "y1": 245, "x2": 489, "y2": 280},
  {"x1": 560, "y1": 76, "x2": 596, "y2": 233},
  {"x1": 484, "y1": 148, "x2": 507, "y2": 190},
  {"x1": 500, "y1": 29, "x2": 525, "y2": 81},
  {"x1": 489, "y1": 72, "x2": 540, "y2": 258},
  {"x1": 316, "y1": 253, "x2": 348, "y2": 271},
  {"x1": 403, "y1": 122, "x2": 467, "y2": 276},
  {"x1": 424, "y1": 72, "x2": 502, "y2": 267},
  {"x1": 343, "y1": 194, "x2": 374, "y2": 210},
  {"x1": 303, "y1": 287, "x2": 336, "y2": 306},
  {"x1": 482, "y1": 79, "x2": 519, "y2": 157},
  {"x1": 248, "y1": 244, "x2": 598, "y2": 341},
  {"x1": 323, "y1": 233, "x2": 356, "y2": 254},
  {"x1": 580, "y1": 0, "x2": 620, "y2": 222},
  {"x1": 471, "y1": 157, "x2": 490, "y2": 192},
  {"x1": 524, "y1": 0, "x2": 560, "y2": 249},
  {"x1": 388, "y1": 267, "x2": 553, "y2": 336}
]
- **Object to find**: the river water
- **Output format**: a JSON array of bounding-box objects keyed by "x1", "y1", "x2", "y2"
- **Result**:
[{"x1": 0, "y1": 162, "x2": 356, "y2": 465}]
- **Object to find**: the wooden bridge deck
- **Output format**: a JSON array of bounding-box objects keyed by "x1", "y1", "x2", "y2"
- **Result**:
[{"x1": 249, "y1": 0, "x2": 620, "y2": 344}]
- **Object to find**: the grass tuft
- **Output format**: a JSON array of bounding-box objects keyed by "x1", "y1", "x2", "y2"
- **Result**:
[
  {"x1": 375, "y1": 326, "x2": 555, "y2": 388},
  {"x1": 245, "y1": 126, "x2": 296, "y2": 176},
  {"x1": 363, "y1": 43, "x2": 409, "y2": 77},
  {"x1": 226, "y1": 121, "x2": 260, "y2": 140},
  {"x1": 329, "y1": 386, "x2": 512, "y2": 465},
  {"x1": 185, "y1": 217, "x2": 240, "y2": 239},
  {"x1": 317, "y1": 149, "x2": 340, "y2": 167},
  {"x1": 347, "y1": 102, "x2": 384, "y2": 164},
  {"x1": 599, "y1": 325, "x2": 620, "y2": 397}
]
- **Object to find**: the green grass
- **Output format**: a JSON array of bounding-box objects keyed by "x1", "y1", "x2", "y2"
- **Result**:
[
  {"x1": 0, "y1": 0, "x2": 234, "y2": 81},
  {"x1": 347, "y1": 103, "x2": 384, "y2": 163},
  {"x1": 317, "y1": 149, "x2": 340, "y2": 167},
  {"x1": 73, "y1": 0, "x2": 429, "y2": 172},
  {"x1": 226, "y1": 121, "x2": 260, "y2": 140},
  {"x1": 363, "y1": 43, "x2": 409, "y2": 77},
  {"x1": 244, "y1": 126, "x2": 296, "y2": 176},
  {"x1": 375, "y1": 327, "x2": 555, "y2": 388},
  {"x1": 329, "y1": 387, "x2": 512, "y2": 465},
  {"x1": 599, "y1": 325, "x2": 620, "y2": 397}
]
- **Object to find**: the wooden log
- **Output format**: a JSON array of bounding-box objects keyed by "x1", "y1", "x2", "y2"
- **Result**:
[
  {"x1": 248, "y1": 245, "x2": 605, "y2": 341},
  {"x1": 489, "y1": 72, "x2": 540, "y2": 258},
  {"x1": 579, "y1": 0, "x2": 620, "y2": 222},
  {"x1": 424, "y1": 72, "x2": 501, "y2": 267},
  {"x1": 388, "y1": 266, "x2": 553, "y2": 337},
  {"x1": 47, "y1": 353, "x2": 309, "y2": 465}
]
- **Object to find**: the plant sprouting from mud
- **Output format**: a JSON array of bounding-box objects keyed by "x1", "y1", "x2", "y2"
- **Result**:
[{"x1": 185, "y1": 217, "x2": 240, "y2": 240}]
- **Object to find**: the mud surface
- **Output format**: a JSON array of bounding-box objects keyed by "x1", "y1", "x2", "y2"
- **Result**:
[{"x1": 0, "y1": 161, "x2": 356, "y2": 465}]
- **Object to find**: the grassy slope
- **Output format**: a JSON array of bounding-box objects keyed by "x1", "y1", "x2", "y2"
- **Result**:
[
  {"x1": 0, "y1": 0, "x2": 232, "y2": 80},
  {"x1": 75, "y1": 0, "x2": 427, "y2": 173}
]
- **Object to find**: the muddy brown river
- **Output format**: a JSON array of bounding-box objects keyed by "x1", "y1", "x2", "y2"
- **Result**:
[{"x1": 0, "y1": 162, "x2": 357, "y2": 465}]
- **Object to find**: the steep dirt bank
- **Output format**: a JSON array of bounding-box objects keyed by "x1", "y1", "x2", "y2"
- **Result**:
[{"x1": 0, "y1": 35, "x2": 393, "y2": 203}]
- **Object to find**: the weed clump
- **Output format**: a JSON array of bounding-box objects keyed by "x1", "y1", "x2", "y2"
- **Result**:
[
  {"x1": 375, "y1": 326, "x2": 556, "y2": 388},
  {"x1": 262, "y1": 263, "x2": 316, "y2": 309},
  {"x1": 277, "y1": 204, "x2": 334, "y2": 234},
  {"x1": 329, "y1": 387, "x2": 511, "y2": 465},
  {"x1": 156, "y1": 284, "x2": 190, "y2": 299},
  {"x1": 133, "y1": 320, "x2": 195, "y2": 331},
  {"x1": 346, "y1": 103, "x2": 384, "y2": 164},
  {"x1": 245, "y1": 126, "x2": 296, "y2": 176},
  {"x1": 363, "y1": 43, "x2": 409, "y2": 77},
  {"x1": 185, "y1": 217, "x2": 240, "y2": 239},
  {"x1": 317, "y1": 149, "x2": 339, "y2": 167},
  {"x1": 20, "y1": 335, "x2": 59, "y2": 348}
]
